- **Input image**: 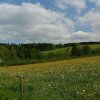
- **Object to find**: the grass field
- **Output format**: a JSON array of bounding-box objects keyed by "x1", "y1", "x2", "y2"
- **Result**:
[
  {"x1": 41, "y1": 44, "x2": 100, "y2": 55},
  {"x1": 0, "y1": 56, "x2": 100, "y2": 100}
]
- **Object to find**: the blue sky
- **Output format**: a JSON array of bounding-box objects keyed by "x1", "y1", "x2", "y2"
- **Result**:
[
  {"x1": 0, "y1": 0, "x2": 100, "y2": 43},
  {"x1": 0, "y1": 0, "x2": 54, "y2": 8}
]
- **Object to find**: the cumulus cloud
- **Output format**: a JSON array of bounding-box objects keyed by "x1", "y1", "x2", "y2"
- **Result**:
[
  {"x1": 71, "y1": 31, "x2": 99, "y2": 42},
  {"x1": 0, "y1": 2, "x2": 99, "y2": 43},
  {"x1": 55, "y1": 0, "x2": 86, "y2": 13},
  {"x1": 79, "y1": 0, "x2": 100, "y2": 34},
  {"x1": 0, "y1": 3, "x2": 74, "y2": 43}
]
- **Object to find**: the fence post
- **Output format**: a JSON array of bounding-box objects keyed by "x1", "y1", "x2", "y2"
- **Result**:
[{"x1": 20, "y1": 75, "x2": 24, "y2": 100}]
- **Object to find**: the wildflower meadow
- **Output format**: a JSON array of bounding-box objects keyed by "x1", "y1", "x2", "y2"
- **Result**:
[{"x1": 0, "y1": 56, "x2": 100, "y2": 100}]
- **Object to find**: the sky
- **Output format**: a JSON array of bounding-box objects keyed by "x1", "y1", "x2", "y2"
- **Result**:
[{"x1": 0, "y1": 0, "x2": 100, "y2": 44}]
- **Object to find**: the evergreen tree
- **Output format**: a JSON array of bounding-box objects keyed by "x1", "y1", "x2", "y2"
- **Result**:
[
  {"x1": 83, "y1": 45, "x2": 91, "y2": 55},
  {"x1": 9, "y1": 46, "x2": 17, "y2": 59},
  {"x1": 72, "y1": 44, "x2": 78, "y2": 56}
]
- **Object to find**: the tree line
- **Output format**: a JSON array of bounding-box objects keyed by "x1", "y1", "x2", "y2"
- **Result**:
[
  {"x1": 0, "y1": 43, "x2": 67, "y2": 66},
  {"x1": 0, "y1": 42, "x2": 100, "y2": 66}
]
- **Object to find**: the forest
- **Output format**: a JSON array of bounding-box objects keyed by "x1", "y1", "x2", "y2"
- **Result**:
[{"x1": 0, "y1": 42, "x2": 100, "y2": 66}]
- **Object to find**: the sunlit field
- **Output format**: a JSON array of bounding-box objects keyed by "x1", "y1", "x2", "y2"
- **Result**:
[{"x1": 0, "y1": 56, "x2": 100, "y2": 100}]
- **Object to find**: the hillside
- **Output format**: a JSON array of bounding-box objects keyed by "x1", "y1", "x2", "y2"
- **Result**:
[
  {"x1": 0, "y1": 43, "x2": 100, "y2": 66},
  {"x1": 42, "y1": 44, "x2": 100, "y2": 55},
  {"x1": 0, "y1": 56, "x2": 100, "y2": 100}
]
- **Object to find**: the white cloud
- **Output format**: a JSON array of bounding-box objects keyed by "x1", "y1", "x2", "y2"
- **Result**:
[
  {"x1": 78, "y1": 0, "x2": 100, "y2": 42},
  {"x1": 71, "y1": 31, "x2": 99, "y2": 42},
  {"x1": 0, "y1": 2, "x2": 99, "y2": 43},
  {"x1": 0, "y1": 3, "x2": 74, "y2": 43},
  {"x1": 55, "y1": 0, "x2": 86, "y2": 13},
  {"x1": 79, "y1": 6, "x2": 100, "y2": 34}
]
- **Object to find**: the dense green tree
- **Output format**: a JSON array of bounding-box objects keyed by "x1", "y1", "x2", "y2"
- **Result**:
[
  {"x1": 0, "y1": 42, "x2": 99, "y2": 66},
  {"x1": 9, "y1": 46, "x2": 17, "y2": 59},
  {"x1": 0, "y1": 46, "x2": 10, "y2": 62},
  {"x1": 77, "y1": 47, "x2": 84, "y2": 56},
  {"x1": 72, "y1": 44, "x2": 79, "y2": 56},
  {"x1": 92, "y1": 48, "x2": 100, "y2": 54},
  {"x1": 17, "y1": 47, "x2": 25, "y2": 59},
  {"x1": 83, "y1": 45, "x2": 91, "y2": 55}
]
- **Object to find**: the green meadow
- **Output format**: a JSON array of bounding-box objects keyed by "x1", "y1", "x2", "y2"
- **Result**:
[{"x1": 0, "y1": 56, "x2": 100, "y2": 100}]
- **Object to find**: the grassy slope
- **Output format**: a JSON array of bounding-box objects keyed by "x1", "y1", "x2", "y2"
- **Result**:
[
  {"x1": 41, "y1": 47, "x2": 71, "y2": 55},
  {"x1": 41, "y1": 44, "x2": 100, "y2": 55},
  {"x1": 0, "y1": 56, "x2": 100, "y2": 100},
  {"x1": 89, "y1": 44, "x2": 100, "y2": 49}
]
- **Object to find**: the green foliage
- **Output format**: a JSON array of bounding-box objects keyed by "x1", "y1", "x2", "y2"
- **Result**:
[
  {"x1": 9, "y1": 46, "x2": 17, "y2": 59},
  {"x1": 0, "y1": 56, "x2": 100, "y2": 100},
  {"x1": 71, "y1": 44, "x2": 92, "y2": 56},
  {"x1": 0, "y1": 46, "x2": 10, "y2": 62},
  {"x1": 30, "y1": 49, "x2": 41, "y2": 59},
  {"x1": 72, "y1": 44, "x2": 79, "y2": 56},
  {"x1": 92, "y1": 48, "x2": 100, "y2": 54},
  {"x1": 83, "y1": 45, "x2": 91, "y2": 55},
  {"x1": 0, "y1": 43, "x2": 100, "y2": 66}
]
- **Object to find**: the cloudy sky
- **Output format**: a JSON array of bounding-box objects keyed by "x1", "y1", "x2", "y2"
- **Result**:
[{"x1": 0, "y1": 0, "x2": 100, "y2": 43}]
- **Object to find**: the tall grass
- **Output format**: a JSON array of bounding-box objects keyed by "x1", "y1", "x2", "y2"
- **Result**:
[{"x1": 0, "y1": 56, "x2": 100, "y2": 100}]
